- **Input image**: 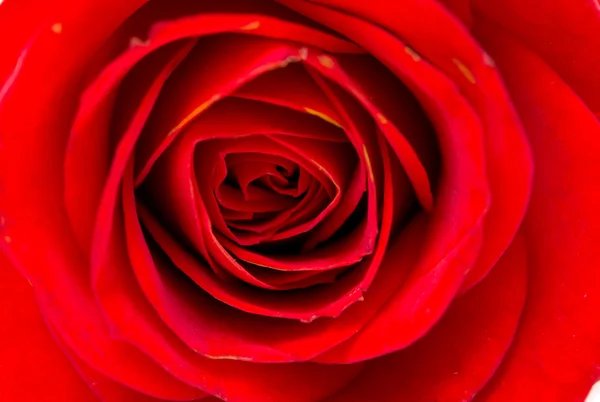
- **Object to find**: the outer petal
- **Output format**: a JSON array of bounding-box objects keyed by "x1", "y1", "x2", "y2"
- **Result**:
[
  {"x1": 437, "y1": 0, "x2": 473, "y2": 28},
  {"x1": 0, "y1": 0, "x2": 50, "y2": 85},
  {"x1": 0, "y1": 252, "x2": 96, "y2": 401},
  {"x1": 323, "y1": 234, "x2": 527, "y2": 402},
  {"x1": 281, "y1": 0, "x2": 494, "y2": 362},
  {"x1": 474, "y1": 18, "x2": 600, "y2": 402},
  {"x1": 294, "y1": 0, "x2": 533, "y2": 298},
  {"x1": 472, "y1": 0, "x2": 600, "y2": 115},
  {"x1": 0, "y1": 1, "x2": 207, "y2": 399}
]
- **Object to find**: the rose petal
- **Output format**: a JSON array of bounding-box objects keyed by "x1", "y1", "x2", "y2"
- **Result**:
[
  {"x1": 148, "y1": 130, "x2": 354, "y2": 285},
  {"x1": 473, "y1": 18, "x2": 600, "y2": 402},
  {"x1": 134, "y1": 19, "x2": 360, "y2": 184},
  {"x1": 233, "y1": 63, "x2": 344, "y2": 127},
  {"x1": 49, "y1": 326, "x2": 194, "y2": 402},
  {"x1": 437, "y1": 0, "x2": 474, "y2": 28},
  {"x1": 299, "y1": 65, "x2": 380, "y2": 254},
  {"x1": 306, "y1": 53, "x2": 435, "y2": 212},
  {"x1": 0, "y1": 252, "x2": 96, "y2": 401},
  {"x1": 130, "y1": 162, "x2": 413, "y2": 358},
  {"x1": 65, "y1": 35, "x2": 194, "y2": 254},
  {"x1": 138, "y1": 202, "x2": 357, "y2": 318},
  {"x1": 187, "y1": 99, "x2": 352, "y2": 247},
  {"x1": 65, "y1": 6, "x2": 362, "y2": 253},
  {"x1": 286, "y1": 0, "x2": 532, "y2": 295},
  {"x1": 472, "y1": 0, "x2": 600, "y2": 114},
  {"x1": 91, "y1": 162, "x2": 365, "y2": 398},
  {"x1": 324, "y1": 234, "x2": 527, "y2": 402},
  {"x1": 281, "y1": 0, "x2": 491, "y2": 362},
  {"x1": 326, "y1": 54, "x2": 441, "y2": 198},
  {"x1": 89, "y1": 41, "x2": 197, "y2": 283},
  {"x1": 0, "y1": 0, "x2": 205, "y2": 398}
]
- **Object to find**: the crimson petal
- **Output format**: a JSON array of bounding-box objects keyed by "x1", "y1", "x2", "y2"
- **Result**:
[
  {"x1": 324, "y1": 235, "x2": 527, "y2": 402},
  {"x1": 473, "y1": 18, "x2": 600, "y2": 401},
  {"x1": 281, "y1": 0, "x2": 491, "y2": 362},
  {"x1": 0, "y1": 0, "x2": 206, "y2": 398}
]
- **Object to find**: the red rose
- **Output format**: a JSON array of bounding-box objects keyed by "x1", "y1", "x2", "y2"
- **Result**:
[{"x1": 1, "y1": 0, "x2": 599, "y2": 401}]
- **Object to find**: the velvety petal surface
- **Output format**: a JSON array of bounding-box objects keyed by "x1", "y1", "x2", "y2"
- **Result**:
[
  {"x1": 324, "y1": 235, "x2": 527, "y2": 402},
  {"x1": 472, "y1": 0, "x2": 600, "y2": 115},
  {"x1": 0, "y1": 252, "x2": 96, "y2": 401},
  {"x1": 0, "y1": 0, "x2": 209, "y2": 398},
  {"x1": 4, "y1": 1, "x2": 595, "y2": 402},
  {"x1": 473, "y1": 17, "x2": 600, "y2": 402}
]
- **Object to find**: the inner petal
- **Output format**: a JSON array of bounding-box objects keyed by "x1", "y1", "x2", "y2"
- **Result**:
[{"x1": 134, "y1": 34, "x2": 311, "y2": 186}]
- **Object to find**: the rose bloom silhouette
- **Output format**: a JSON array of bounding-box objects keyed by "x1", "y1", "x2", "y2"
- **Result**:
[{"x1": 1, "y1": 0, "x2": 599, "y2": 401}]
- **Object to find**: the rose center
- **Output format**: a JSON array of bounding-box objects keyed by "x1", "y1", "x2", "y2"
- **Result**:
[{"x1": 217, "y1": 153, "x2": 315, "y2": 238}]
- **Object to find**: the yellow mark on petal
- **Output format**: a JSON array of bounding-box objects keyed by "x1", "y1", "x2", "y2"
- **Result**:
[
  {"x1": 205, "y1": 355, "x2": 253, "y2": 361},
  {"x1": 483, "y1": 53, "x2": 496, "y2": 67},
  {"x1": 299, "y1": 47, "x2": 308, "y2": 60},
  {"x1": 168, "y1": 95, "x2": 221, "y2": 136},
  {"x1": 280, "y1": 54, "x2": 303, "y2": 68},
  {"x1": 304, "y1": 108, "x2": 343, "y2": 128},
  {"x1": 363, "y1": 145, "x2": 375, "y2": 182},
  {"x1": 129, "y1": 36, "x2": 150, "y2": 47},
  {"x1": 27, "y1": 279, "x2": 33, "y2": 287},
  {"x1": 240, "y1": 21, "x2": 260, "y2": 31},
  {"x1": 357, "y1": 296, "x2": 365, "y2": 302},
  {"x1": 250, "y1": 53, "x2": 306, "y2": 77},
  {"x1": 300, "y1": 315, "x2": 318, "y2": 323},
  {"x1": 51, "y1": 23, "x2": 63, "y2": 34},
  {"x1": 317, "y1": 55, "x2": 334, "y2": 69},
  {"x1": 453, "y1": 58, "x2": 476, "y2": 84},
  {"x1": 404, "y1": 46, "x2": 421, "y2": 62},
  {"x1": 376, "y1": 113, "x2": 388, "y2": 125},
  {"x1": 3, "y1": 235, "x2": 11, "y2": 243}
]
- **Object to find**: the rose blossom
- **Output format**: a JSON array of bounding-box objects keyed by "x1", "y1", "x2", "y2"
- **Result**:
[{"x1": 1, "y1": 0, "x2": 599, "y2": 401}]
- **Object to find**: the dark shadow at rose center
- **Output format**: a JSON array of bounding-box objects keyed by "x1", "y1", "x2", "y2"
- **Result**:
[{"x1": 129, "y1": 24, "x2": 439, "y2": 308}]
